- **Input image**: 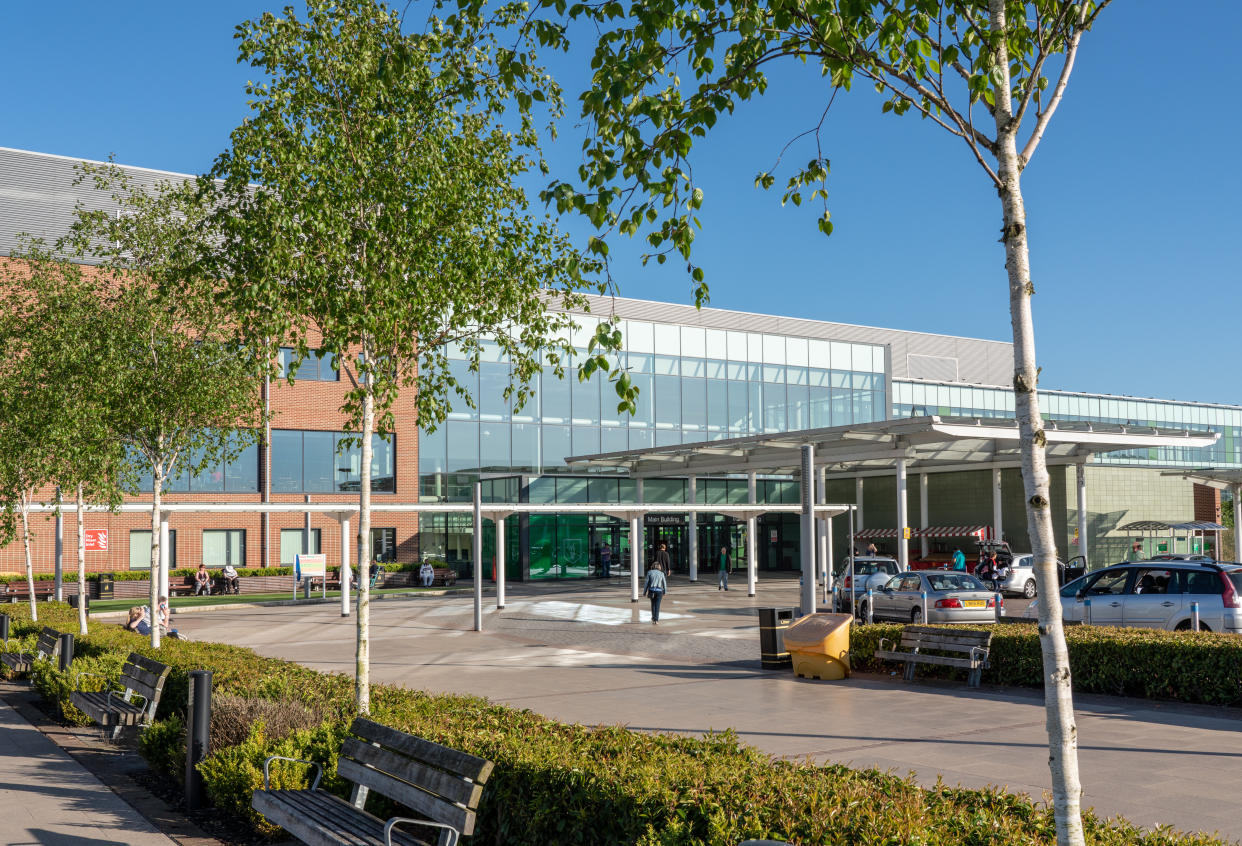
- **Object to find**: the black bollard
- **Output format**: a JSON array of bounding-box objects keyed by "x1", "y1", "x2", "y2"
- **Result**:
[
  {"x1": 58, "y1": 633, "x2": 74, "y2": 672},
  {"x1": 186, "y1": 670, "x2": 213, "y2": 811},
  {"x1": 0, "y1": 614, "x2": 9, "y2": 647}
]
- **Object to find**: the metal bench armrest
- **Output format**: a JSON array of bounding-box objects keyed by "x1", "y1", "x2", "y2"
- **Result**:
[
  {"x1": 385, "y1": 817, "x2": 460, "y2": 846},
  {"x1": 969, "y1": 645, "x2": 990, "y2": 663},
  {"x1": 877, "y1": 637, "x2": 892, "y2": 653},
  {"x1": 262, "y1": 756, "x2": 323, "y2": 791}
]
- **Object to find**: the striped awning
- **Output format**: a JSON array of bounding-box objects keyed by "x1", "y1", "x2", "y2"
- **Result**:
[
  {"x1": 851, "y1": 528, "x2": 901, "y2": 539},
  {"x1": 912, "y1": 526, "x2": 993, "y2": 539}
]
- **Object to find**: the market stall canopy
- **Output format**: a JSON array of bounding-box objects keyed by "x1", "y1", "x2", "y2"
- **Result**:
[
  {"x1": 913, "y1": 525, "x2": 993, "y2": 539},
  {"x1": 566, "y1": 416, "x2": 1220, "y2": 478}
]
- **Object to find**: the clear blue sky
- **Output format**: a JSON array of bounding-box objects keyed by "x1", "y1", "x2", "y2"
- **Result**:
[{"x1": 4, "y1": 2, "x2": 1239, "y2": 406}]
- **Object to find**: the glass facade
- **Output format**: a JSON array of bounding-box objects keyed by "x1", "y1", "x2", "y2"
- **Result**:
[
  {"x1": 893, "y1": 381, "x2": 1242, "y2": 467},
  {"x1": 135, "y1": 435, "x2": 259, "y2": 493},
  {"x1": 271, "y1": 430, "x2": 396, "y2": 493}
]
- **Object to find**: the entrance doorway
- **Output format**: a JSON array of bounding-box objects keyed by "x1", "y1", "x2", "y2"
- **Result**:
[{"x1": 644, "y1": 518, "x2": 688, "y2": 572}]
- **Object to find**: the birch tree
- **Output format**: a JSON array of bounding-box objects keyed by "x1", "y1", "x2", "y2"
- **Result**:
[
  {"x1": 67, "y1": 164, "x2": 265, "y2": 648},
  {"x1": 537, "y1": 1, "x2": 1110, "y2": 842},
  {"x1": 205, "y1": 0, "x2": 605, "y2": 713}
]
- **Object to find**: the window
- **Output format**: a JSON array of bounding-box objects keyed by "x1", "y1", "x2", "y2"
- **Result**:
[
  {"x1": 203, "y1": 529, "x2": 246, "y2": 567},
  {"x1": 1083, "y1": 570, "x2": 1130, "y2": 596},
  {"x1": 1183, "y1": 570, "x2": 1222, "y2": 595},
  {"x1": 270, "y1": 430, "x2": 396, "y2": 493},
  {"x1": 278, "y1": 347, "x2": 340, "y2": 381},
  {"x1": 371, "y1": 528, "x2": 397, "y2": 563},
  {"x1": 280, "y1": 528, "x2": 322, "y2": 566},
  {"x1": 134, "y1": 437, "x2": 259, "y2": 494},
  {"x1": 129, "y1": 530, "x2": 177, "y2": 571}
]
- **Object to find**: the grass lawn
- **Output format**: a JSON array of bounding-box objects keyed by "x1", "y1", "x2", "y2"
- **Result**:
[{"x1": 88, "y1": 585, "x2": 461, "y2": 615}]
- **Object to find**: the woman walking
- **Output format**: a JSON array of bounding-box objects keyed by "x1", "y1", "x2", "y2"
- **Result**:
[{"x1": 643, "y1": 565, "x2": 668, "y2": 624}]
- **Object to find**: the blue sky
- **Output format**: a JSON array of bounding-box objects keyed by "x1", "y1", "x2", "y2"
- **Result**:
[{"x1": 3, "y1": 2, "x2": 1239, "y2": 406}]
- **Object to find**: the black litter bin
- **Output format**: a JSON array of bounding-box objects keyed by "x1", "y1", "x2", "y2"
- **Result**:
[
  {"x1": 67, "y1": 594, "x2": 90, "y2": 611},
  {"x1": 97, "y1": 573, "x2": 114, "y2": 599},
  {"x1": 758, "y1": 606, "x2": 799, "y2": 670}
]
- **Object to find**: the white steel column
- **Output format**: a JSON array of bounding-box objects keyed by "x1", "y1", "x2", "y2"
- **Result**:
[
  {"x1": 919, "y1": 473, "x2": 930, "y2": 558},
  {"x1": 855, "y1": 477, "x2": 865, "y2": 534},
  {"x1": 1235, "y1": 484, "x2": 1242, "y2": 563},
  {"x1": 495, "y1": 516, "x2": 506, "y2": 610},
  {"x1": 825, "y1": 515, "x2": 834, "y2": 594},
  {"x1": 688, "y1": 475, "x2": 698, "y2": 581},
  {"x1": 896, "y1": 458, "x2": 909, "y2": 571},
  {"x1": 746, "y1": 472, "x2": 758, "y2": 596},
  {"x1": 817, "y1": 467, "x2": 829, "y2": 587},
  {"x1": 340, "y1": 517, "x2": 351, "y2": 617},
  {"x1": 800, "y1": 444, "x2": 816, "y2": 615},
  {"x1": 1076, "y1": 463, "x2": 1090, "y2": 568},
  {"x1": 992, "y1": 468, "x2": 1004, "y2": 542},
  {"x1": 158, "y1": 514, "x2": 170, "y2": 601},
  {"x1": 472, "y1": 481, "x2": 483, "y2": 632},
  {"x1": 629, "y1": 515, "x2": 641, "y2": 602}
]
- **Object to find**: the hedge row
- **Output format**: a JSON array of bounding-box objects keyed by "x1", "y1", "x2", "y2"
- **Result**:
[
  {"x1": 850, "y1": 622, "x2": 1242, "y2": 706},
  {"x1": 1, "y1": 560, "x2": 435, "y2": 584},
  {"x1": 2, "y1": 603, "x2": 1231, "y2": 846}
]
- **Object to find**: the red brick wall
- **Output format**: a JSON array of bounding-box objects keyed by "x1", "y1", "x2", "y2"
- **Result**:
[{"x1": 1194, "y1": 483, "x2": 1222, "y2": 524}]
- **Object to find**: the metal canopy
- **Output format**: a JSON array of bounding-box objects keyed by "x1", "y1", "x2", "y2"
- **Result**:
[
  {"x1": 566, "y1": 416, "x2": 1219, "y2": 478},
  {"x1": 1162, "y1": 469, "x2": 1242, "y2": 489},
  {"x1": 1118, "y1": 520, "x2": 1228, "y2": 533}
]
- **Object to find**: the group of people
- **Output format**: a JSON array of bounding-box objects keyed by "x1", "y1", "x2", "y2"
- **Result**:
[
  {"x1": 191, "y1": 562, "x2": 240, "y2": 596},
  {"x1": 974, "y1": 550, "x2": 1010, "y2": 592},
  {"x1": 641, "y1": 541, "x2": 735, "y2": 623},
  {"x1": 123, "y1": 596, "x2": 184, "y2": 639}
]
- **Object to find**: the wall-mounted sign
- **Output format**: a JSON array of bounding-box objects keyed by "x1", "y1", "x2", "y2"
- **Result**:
[
  {"x1": 902, "y1": 527, "x2": 912, "y2": 540},
  {"x1": 769, "y1": 529, "x2": 779, "y2": 544},
  {"x1": 645, "y1": 514, "x2": 686, "y2": 525},
  {"x1": 84, "y1": 529, "x2": 108, "y2": 552}
]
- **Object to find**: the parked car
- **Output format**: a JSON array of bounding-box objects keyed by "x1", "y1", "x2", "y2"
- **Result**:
[
  {"x1": 1000, "y1": 554, "x2": 1079, "y2": 598},
  {"x1": 863, "y1": 570, "x2": 1000, "y2": 624},
  {"x1": 834, "y1": 556, "x2": 900, "y2": 611},
  {"x1": 1023, "y1": 560, "x2": 1242, "y2": 632}
]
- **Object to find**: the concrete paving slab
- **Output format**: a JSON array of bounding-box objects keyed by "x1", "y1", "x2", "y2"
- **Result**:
[
  {"x1": 174, "y1": 578, "x2": 1242, "y2": 843},
  {"x1": 0, "y1": 699, "x2": 175, "y2": 846}
]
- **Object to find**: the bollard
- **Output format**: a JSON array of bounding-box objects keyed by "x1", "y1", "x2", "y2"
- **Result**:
[
  {"x1": 865, "y1": 589, "x2": 874, "y2": 625},
  {"x1": 921, "y1": 591, "x2": 928, "y2": 623},
  {"x1": 186, "y1": 670, "x2": 212, "y2": 811},
  {"x1": 1084, "y1": 597, "x2": 1092, "y2": 625},
  {"x1": 302, "y1": 579, "x2": 311, "y2": 600},
  {"x1": 995, "y1": 592, "x2": 1004, "y2": 620},
  {"x1": 58, "y1": 633, "x2": 74, "y2": 672},
  {"x1": 0, "y1": 614, "x2": 9, "y2": 647},
  {"x1": 1191, "y1": 601, "x2": 1200, "y2": 632}
]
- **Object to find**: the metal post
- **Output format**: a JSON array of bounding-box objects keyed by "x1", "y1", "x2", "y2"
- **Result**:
[
  {"x1": 158, "y1": 514, "x2": 170, "y2": 602},
  {"x1": 629, "y1": 514, "x2": 641, "y2": 602},
  {"x1": 995, "y1": 591, "x2": 1004, "y2": 621},
  {"x1": 865, "y1": 588, "x2": 874, "y2": 625},
  {"x1": 1076, "y1": 463, "x2": 1090, "y2": 569},
  {"x1": 800, "y1": 444, "x2": 816, "y2": 616},
  {"x1": 825, "y1": 514, "x2": 835, "y2": 596},
  {"x1": 687, "y1": 475, "x2": 698, "y2": 581},
  {"x1": 896, "y1": 458, "x2": 909, "y2": 571},
  {"x1": 1191, "y1": 601, "x2": 1200, "y2": 632},
  {"x1": 57, "y1": 633, "x2": 74, "y2": 672},
  {"x1": 855, "y1": 477, "x2": 865, "y2": 531},
  {"x1": 54, "y1": 486, "x2": 63, "y2": 602},
  {"x1": 473, "y1": 482, "x2": 483, "y2": 632},
  {"x1": 0, "y1": 614, "x2": 9, "y2": 647},
  {"x1": 496, "y1": 516, "x2": 506, "y2": 610},
  {"x1": 1084, "y1": 597, "x2": 1092, "y2": 625},
  {"x1": 992, "y1": 468, "x2": 1004, "y2": 543},
  {"x1": 1235, "y1": 484, "x2": 1242, "y2": 563},
  {"x1": 847, "y1": 505, "x2": 856, "y2": 613},
  {"x1": 746, "y1": 471, "x2": 758, "y2": 597},
  {"x1": 340, "y1": 517, "x2": 351, "y2": 617},
  {"x1": 817, "y1": 467, "x2": 829, "y2": 603},
  {"x1": 919, "y1": 473, "x2": 929, "y2": 559},
  {"x1": 921, "y1": 591, "x2": 928, "y2": 624},
  {"x1": 186, "y1": 670, "x2": 212, "y2": 811}
]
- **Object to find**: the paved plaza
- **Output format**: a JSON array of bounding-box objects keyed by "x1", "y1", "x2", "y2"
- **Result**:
[{"x1": 172, "y1": 577, "x2": 1242, "y2": 843}]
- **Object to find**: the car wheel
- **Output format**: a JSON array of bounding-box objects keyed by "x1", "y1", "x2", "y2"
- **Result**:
[
  {"x1": 1023, "y1": 579, "x2": 1037, "y2": 599},
  {"x1": 1175, "y1": 620, "x2": 1212, "y2": 632}
]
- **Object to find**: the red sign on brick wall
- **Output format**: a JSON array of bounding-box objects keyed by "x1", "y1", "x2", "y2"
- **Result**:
[{"x1": 84, "y1": 529, "x2": 108, "y2": 552}]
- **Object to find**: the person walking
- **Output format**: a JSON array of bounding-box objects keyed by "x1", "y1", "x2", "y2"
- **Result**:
[
  {"x1": 600, "y1": 544, "x2": 612, "y2": 578},
  {"x1": 643, "y1": 565, "x2": 668, "y2": 624},
  {"x1": 717, "y1": 545, "x2": 730, "y2": 591},
  {"x1": 654, "y1": 541, "x2": 671, "y2": 574},
  {"x1": 951, "y1": 548, "x2": 966, "y2": 571}
]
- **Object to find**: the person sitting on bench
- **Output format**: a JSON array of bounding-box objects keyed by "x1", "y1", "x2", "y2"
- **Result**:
[
  {"x1": 221, "y1": 563, "x2": 240, "y2": 594},
  {"x1": 420, "y1": 561, "x2": 435, "y2": 587},
  {"x1": 193, "y1": 564, "x2": 212, "y2": 596}
]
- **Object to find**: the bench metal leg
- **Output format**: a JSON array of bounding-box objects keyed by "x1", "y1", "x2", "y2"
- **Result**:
[
  {"x1": 902, "y1": 662, "x2": 916, "y2": 682},
  {"x1": 968, "y1": 668, "x2": 981, "y2": 688}
]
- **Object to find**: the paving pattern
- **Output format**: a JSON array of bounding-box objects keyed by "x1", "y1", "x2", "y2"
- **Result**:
[{"x1": 175, "y1": 576, "x2": 1242, "y2": 843}]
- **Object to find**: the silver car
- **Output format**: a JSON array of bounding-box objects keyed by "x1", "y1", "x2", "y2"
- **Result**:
[
  {"x1": 834, "y1": 556, "x2": 900, "y2": 611},
  {"x1": 1023, "y1": 561, "x2": 1242, "y2": 632},
  {"x1": 865, "y1": 570, "x2": 1000, "y2": 624},
  {"x1": 1000, "y1": 554, "x2": 1072, "y2": 599}
]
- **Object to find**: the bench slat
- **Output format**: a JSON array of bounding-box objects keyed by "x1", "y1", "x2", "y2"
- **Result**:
[
  {"x1": 353, "y1": 718, "x2": 493, "y2": 783},
  {"x1": 336, "y1": 757, "x2": 473, "y2": 837},
  {"x1": 897, "y1": 638, "x2": 980, "y2": 655},
  {"x1": 254, "y1": 789, "x2": 427, "y2": 846},
  {"x1": 340, "y1": 738, "x2": 483, "y2": 809},
  {"x1": 1, "y1": 653, "x2": 34, "y2": 672},
  {"x1": 901, "y1": 627, "x2": 991, "y2": 647},
  {"x1": 121, "y1": 663, "x2": 167, "y2": 701},
  {"x1": 70, "y1": 692, "x2": 145, "y2": 726},
  {"x1": 875, "y1": 650, "x2": 981, "y2": 670}
]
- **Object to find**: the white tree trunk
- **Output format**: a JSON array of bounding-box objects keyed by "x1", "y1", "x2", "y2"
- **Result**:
[
  {"x1": 149, "y1": 466, "x2": 163, "y2": 649},
  {"x1": 356, "y1": 369, "x2": 374, "y2": 714},
  {"x1": 76, "y1": 483, "x2": 87, "y2": 635},
  {"x1": 20, "y1": 494, "x2": 37, "y2": 622},
  {"x1": 988, "y1": 3, "x2": 1083, "y2": 844}
]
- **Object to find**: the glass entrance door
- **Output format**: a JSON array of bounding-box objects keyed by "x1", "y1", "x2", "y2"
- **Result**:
[{"x1": 644, "y1": 524, "x2": 688, "y2": 572}]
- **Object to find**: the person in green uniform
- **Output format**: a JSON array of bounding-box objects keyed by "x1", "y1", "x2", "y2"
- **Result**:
[{"x1": 718, "y1": 545, "x2": 730, "y2": 591}]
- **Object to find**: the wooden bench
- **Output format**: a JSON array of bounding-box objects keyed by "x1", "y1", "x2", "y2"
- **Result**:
[
  {"x1": 1, "y1": 626, "x2": 61, "y2": 674},
  {"x1": 252, "y1": 716, "x2": 493, "y2": 846},
  {"x1": 70, "y1": 652, "x2": 171, "y2": 739},
  {"x1": 875, "y1": 625, "x2": 993, "y2": 688},
  {"x1": 1, "y1": 581, "x2": 56, "y2": 603}
]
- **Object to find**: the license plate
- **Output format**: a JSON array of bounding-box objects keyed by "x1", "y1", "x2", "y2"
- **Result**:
[{"x1": 963, "y1": 600, "x2": 986, "y2": 608}]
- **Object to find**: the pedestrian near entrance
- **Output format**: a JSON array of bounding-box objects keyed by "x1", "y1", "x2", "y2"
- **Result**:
[
  {"x1": 1129, "y1": 540, "x2": 1144, "y2": 561},
  {"x1": 600, "y1": 544, "x2": 612, "y2": 578},
  {"x1": 951, "y1": 548, "x2": 966, "y2": 571},
  {"x1": 654, "y1": 542, "x2": 671, "y2": 574},
  {"x1": 718, "y1": 545, "x2": 729, "y2": 590},
  {"x1": 643, "y1": 566, "x2": 668, "y2": 623}
]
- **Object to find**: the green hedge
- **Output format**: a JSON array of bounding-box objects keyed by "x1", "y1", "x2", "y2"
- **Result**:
[
  {"x1": 2, "y1": 604, "x2": 1230, "y2": 845},
  {"x1": 850, "y1": 623, "x2": 1242, "y2": 706}
]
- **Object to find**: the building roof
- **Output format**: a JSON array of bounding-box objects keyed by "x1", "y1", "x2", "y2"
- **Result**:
[{"x1": 566, "y1": 416, "x2": 1220, "y2": 478}]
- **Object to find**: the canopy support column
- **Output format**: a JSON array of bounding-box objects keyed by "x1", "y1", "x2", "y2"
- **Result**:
[
  {"x1": 1235, "y1": 484, "x2": 1242, "y2": 563},
  {"x1": 855, "y1": 477, "x2": 865, "y2": 535},
  {"x1": 472, "y1": 481, "x2": 483, "y2": 633},
  {"x1": 495, "y1": 516, "x2": 506, "y2": 610},
  {"x1": 1076, "y1": 463, "x2": 1090, "y2": 568},
  {"x1": 159, "y1": 513, "x2": 170, "y2": 602},
  {"x1": 817, "y1": 467, "x2": 829, "y2": 593},
  {"x1": 992, "y1": 468, "x2": 1004, "y2": 542},
  {"x1": 747, "y1": 472, "x2": 758, "y2": 597},
  {"x1": 339, "y1": 516, "x2": 351, "y2": 617},
  {"x1": 629, "y1": 515, "x2": 641, "y2": 603},
  {"x1": 688, "y1": 475, "x2": 698, "y2": 581},
  {"x1": 800, "y1": 444, "x2": 816, "y2": 615},
  {"x1": 919, "y1": 473, "x2": 930, "y2": 558},
  {"x1": 896, "y1": 458, "x2": 909, "y2": 571}
]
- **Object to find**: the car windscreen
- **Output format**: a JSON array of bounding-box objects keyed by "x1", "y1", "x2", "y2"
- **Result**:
[
  {"x1": 850, "y1": 562, "x2": 886, "y2": 576},
  {"x1": 927, "y1": 574, "x2": 985, "y2": 592}
]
